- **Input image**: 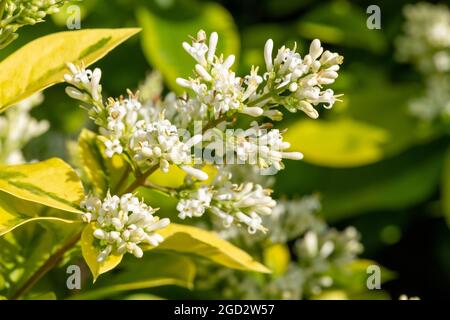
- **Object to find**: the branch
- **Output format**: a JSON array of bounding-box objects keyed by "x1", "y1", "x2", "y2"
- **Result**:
[{"x1": 121, "y1": 165, "x2": 159, "y2": 194}]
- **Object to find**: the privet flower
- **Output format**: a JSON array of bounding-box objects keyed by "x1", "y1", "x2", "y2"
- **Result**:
[
  {"x1": 396, "y1": 3, "x2": 450, "y2": 74},
  {"x1": 81, "y1": 193, "x2": 170, "y2": 262},
  {"x1": 176, "y1": 30, "x2": 343, "y2": 121},
  {"x1": 196, "y1": 194, "x2": 364, "y2": 300},
  {"x1": 64, "y1": 29, "x2": 343, "y2": 236},
  {"x1": 408, "y1": 75, "x2": 450, "y2": 121},
  {"x1": 0, "y1": 0, "x2": 67, "y2": 49},
  {"x1": 226, "y1": 122, "x2": 303, "y2": 170},
  {"x1": 177, "y1": 170, "x2": 276, "y2": 234},
  {"x1": 64, "y1": 63, "x2": 207, "y2": 180},
  {"x1": 0, "y1": 93, "x2": 49, "y2": 164},
  {"x1": 396, "y1": 3, "x2": 450, "y2": 121}
]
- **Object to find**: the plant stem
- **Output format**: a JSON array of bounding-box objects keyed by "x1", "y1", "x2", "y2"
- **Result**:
[
  {"x1": 11, "y1": 232, "x2": 82, "y2": 300},
  {"x1": 143, "y1": 181, "x2": 179, "y2": 197},
  {"x1": 247, "y1": 92, "x2": 272, "y2": 107},
  {"x1": 121, "y1": 165, "x2": 159, "y2": 195},
  {"x1": 202, "y1": 114, "x2": 229, "y2": 131}
]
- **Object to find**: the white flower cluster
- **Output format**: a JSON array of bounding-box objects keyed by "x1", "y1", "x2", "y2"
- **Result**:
[
  {"x1": 177, "y1": 170, "x2": 276, "y2": 234},
  {"x1": 64, "y1": 63, "x2": 103, "y2": 108},
  {"x1": 176, "y1": 30, "x2": 343, "y2": 121},
  {"x1": 396, "y1": 2, "x2": 450, "y2": 74},
  {"x1": 197, "y1": 195, "x2": 365, "y2": 299},
  {"x1": 295, "y1": 226, "x2": 363, "y2": 269},
  {"x1": 227, "y1": 122, "x2": 303, "y2": 171},
  {"x1": 64, "y1": 63, "x2": 207, "y2": 180},
  {"x1": 81, "y1": 193, "x2": 170, "y2": 262},
  {"x1": 408, "y1": 76, "x2": 450, "y2": 121},
  {"x1": 64, "y1": 29, "x2": 343, "y2": 236},
  {"x1": 0, "y1": 93, "x2": 49, "y2": 164},
  {"x1": 396, "y1": 3, "x2": 450, "y2": 122}
]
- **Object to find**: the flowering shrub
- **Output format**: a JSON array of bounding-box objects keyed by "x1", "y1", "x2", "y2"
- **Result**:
[
  {"x1": 2, "y1": 0, "x2": 441, "y2": 301},
  {"x1": 61, "y1": 29, "x2": 343, "y2": 263},
  {"x1": 0, "y1": 19, "x2": 348, "y2": 299}
]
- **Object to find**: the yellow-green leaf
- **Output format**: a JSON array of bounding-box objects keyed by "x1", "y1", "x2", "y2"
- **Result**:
[
  {"x1": 263, "y1": 243, "x2": 290, "y2": 276},
  {"x1": 78, "y1": 129, "x2": 108, "y2": 196},
  {"x1": 0, "y1": 191, "x2": 75, "y2": 236},
  {"x1": 149, "y1": 165, "x2": 218, "y2": 188},
  {"x1": 153, "y1": 224, "x2": 270, "y2": 273},
  {"x1": 81, "y1": 224, "x2": 123, "y2": 281},
  {"x1": 0, "y1": 158, "x2": 84, "y2": 215},
  {"x1": 71, "y1": 252, "x2": 195, "y2": 300},
  {"x1": 0, "y1": 28, "x2": 140, "y2": 112},
  {"x1": 285, "y1": 118, "x2": 389, "y2": 168},
  {"x1": 137, "y1": 4, "x2": 239, "y2": 92}
]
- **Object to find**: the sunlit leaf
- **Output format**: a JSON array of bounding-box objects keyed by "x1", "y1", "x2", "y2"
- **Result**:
[
  {"x1": 0, "y1": 158, "x2": 84, "y2": 215},
  {"x1": 286, "y1": 118, "x2": 389, "y2": 167},
  {"x1": 263, "y1": 243, "x2": 290, "y2": 276},
  {"x1": 81, "y1": 224, "x2": 123, "y2": 282},
  {"x1": 149, "y1": 164, "x2": 218, "y2": 188},
  {"x1": 0, "y1": 28, "x2": 140, "y2": 112},
  {"x1": 71, "y1": 252, "x2": 195, "y2": 299},
  {"x1": 153, "y1": 224, "x2": 270, "y2": 273}
]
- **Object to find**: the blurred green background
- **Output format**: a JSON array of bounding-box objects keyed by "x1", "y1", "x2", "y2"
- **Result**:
[{"x1": 1, "y1": 0, "x2": 449, "y2": 299}]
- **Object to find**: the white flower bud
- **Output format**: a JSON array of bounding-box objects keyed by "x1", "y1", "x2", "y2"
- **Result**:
[
  {"x1": 264, "y1": 39, "x2": 274, "y2": 72},
  {"x1": 181, "y1": 165, "x2": 208, "y2": 180},
  {"x1": 208, "y1": 32, "x2": 218, "y2": 63}
]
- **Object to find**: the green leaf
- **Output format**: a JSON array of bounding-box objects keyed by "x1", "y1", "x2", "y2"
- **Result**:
[
  {"x1": 0, "y1": 158, "x2": 84, "y2": 215},
  {"x1": 137, "y1": 3, "x2": 239, "y2": 92},
  {"x1": 71, "y1": 252, "x2": 195, "y2": 300},
  {"x1": 285, "y1": 118, "x2": 389, "y2": 168},
  {"x1": 0, "y1": 28, "x2": 140, "y2": 112},
  {"x1": 296, "y1": 0, "x2": 386, "y2": 53},
  {"x1": 78, "y1": 129, "x2": 108, "y2": 196},
  {"x1": 442, "y1": 146, "x2": 450, "y2": 228},
  {"x1": 153, "y1": 224, "x2": 270, "y2": 273},
  {"x1": 81, "y1": 224, "x2": 123, "y2": 282}
]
